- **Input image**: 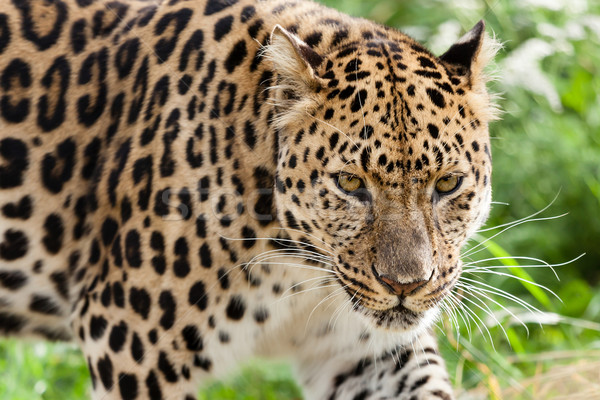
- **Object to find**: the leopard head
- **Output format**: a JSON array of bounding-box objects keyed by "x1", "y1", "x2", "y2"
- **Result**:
[{"x1": 266, "y1": 21, "x2": 499, "y2": 334}]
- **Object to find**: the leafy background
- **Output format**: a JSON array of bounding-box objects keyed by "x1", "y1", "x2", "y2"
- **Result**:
[{"x1": 1, "y1": 0, "x2": 599, "y2": 398}]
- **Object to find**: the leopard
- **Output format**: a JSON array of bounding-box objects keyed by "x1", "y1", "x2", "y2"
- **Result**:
[{"x1": 0, "y1": 0, "x2": 499, "y2": 398}]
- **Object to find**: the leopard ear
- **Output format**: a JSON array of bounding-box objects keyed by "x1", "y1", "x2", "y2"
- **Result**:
[
  {"x1": 265, "y1": 25, "x2": 325, "y2": 127},
  {"x1": 440, "y1": 20, "x2": 501, "y2": 120},
  {"x1": 440, "y1": 20, "x2": 497, "y2": 80},
  {"x1": 266, "y1": 25, "x2": 324, "y2": 93}
]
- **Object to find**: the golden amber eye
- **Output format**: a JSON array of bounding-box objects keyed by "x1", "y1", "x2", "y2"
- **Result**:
[
  {"x1": 337, "y1": 174, "x2": 363, "y2": 192},
  {"x1": 435, "y1": 175, "x2": 461, "y2": 194}
]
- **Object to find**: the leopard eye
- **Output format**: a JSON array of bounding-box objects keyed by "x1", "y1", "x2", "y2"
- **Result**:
[
  {"x1": 435, "y1": 175, "x2": 462, "y2": 195},
  {"x1": 337, "y1": 174, "x2": 364, "y2": 193}
]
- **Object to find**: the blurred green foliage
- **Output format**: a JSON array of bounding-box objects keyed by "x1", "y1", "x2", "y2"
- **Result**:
[
  {"x1": 0, "y1": 341, "x2": 89, "y2": 400},
  {"x1": 1, "y1": 0, "x2": 599, "y2": 399}
]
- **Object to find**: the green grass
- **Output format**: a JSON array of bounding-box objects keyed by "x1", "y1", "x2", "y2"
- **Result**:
[
  {"x1": 0, "y1": 341, "x2": 89, "y2": 400},
  {"x1": 197, "y1": 362, "x2": 302, "y2": 400},
  {"x1": 0, "y1": 340, "x2": 303, "y2": 400},
  {"x1": 0, "y1": 340, "x2": 304, "y2": 400},
  {"x1": 2, "y1": 0, "x2": 600, "y2": 398}
]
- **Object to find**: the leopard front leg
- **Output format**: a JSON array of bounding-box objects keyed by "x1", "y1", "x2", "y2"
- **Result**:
[
  {"x1": 296, "y1": 334, "x2": 454, "y2": 400},
  {"x1": 75, "y1": 299, "x2": 207, "y2": 400}
]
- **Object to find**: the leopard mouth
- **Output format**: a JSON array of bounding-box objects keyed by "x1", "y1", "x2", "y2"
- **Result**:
[
  {"x1": 389, "y1": 301, "x2": 414, "y2": 314},
  {"x1": 353, "y1": 300, "x2": 425, "y2": 331},
  {"x1": 333, "y1": 267, "x2": 435, "y2": 331},
  {"x1": 339, "y1": 287, "x2": 424, "y2": 330}
]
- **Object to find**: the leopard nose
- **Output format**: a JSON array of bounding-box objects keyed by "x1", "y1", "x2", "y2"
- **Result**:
[{"x1": 372, "y1": 266, "x2": 430, "y2": 296}]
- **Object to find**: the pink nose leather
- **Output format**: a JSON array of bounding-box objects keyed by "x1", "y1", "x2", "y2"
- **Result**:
[{"x1": 378, "y1": 275, "x2": 428, "y2": 296}]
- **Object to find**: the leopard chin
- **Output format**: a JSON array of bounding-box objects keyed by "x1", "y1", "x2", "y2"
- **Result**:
[{"x1": 350, "y1": 294, "x2": 441, "y2": 333}]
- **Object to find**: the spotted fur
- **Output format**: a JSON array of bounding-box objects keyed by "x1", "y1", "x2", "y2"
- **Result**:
[{"x1": 0, "y1": 0, "x2": 498, "y2": 398}]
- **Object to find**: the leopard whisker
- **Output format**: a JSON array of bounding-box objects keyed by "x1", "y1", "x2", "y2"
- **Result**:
[
  {"x1": 248, "y1": 246, "x2": 334, "y2": 262},
  {"x1": 241, "y1": 249, "x2": 334, "y2": 278},
  {"x1": 242, "y1": 248, "x2": 332, "y2": 266},
  {"x1": 439, "y1": 298, "x2": 460, "y2": 340},
  {"x1": 463, "y1": 255, "x2": 560, "y2": 267},
  {"x1": 277, "y1": 275, "x2": 339, "y2": 301},
  {"x1": 394, "y1": 346, "x2": 403, "y2": 367},
  {"x1": 396, "y1": 345, "x2": 406, "y2": 367},
  {"x1": 463, "y1": 255, "x2": 559, "y2": 275},
  {"x1": 477, "y1": 191, "x2": 560, "y2": 233},
  {"x1": 219, "y1": 234, "x2": 335, "y2": 256},
  {"x1": 466, "y1": 289, "x2": 543, "y2": 329},
  {"x1": 387, "y1": 346, "x2": 396, "y2": 367},
  {"x1": 270, "y1": 227, "x2": 334, "y2": 250},
  {"x1": 448, "y1": 302, "x2": 466, "y2": 342},
  {"x1": 242, "y1": 247, "x2": 333, "y2": 268},
  {"x1": 445, "y1": 293, "x2": 473, "y2": 340},
  {"x1": 327, "y1": 300, "x2": 347, "y2": 333},
  {"x1": 351, "y1": 298, "x2": 360, "y2": 313},
  {"x1": 458, "y1": 278, "x2": 534, "y2": 313},
  {"x1": 448, "y1": 291, "x2": 492, "y2": 346},
  {"x1": 462, "y1": 213, "x2": 568, "y2": 258},
  {"x1": 446, "y1": 298, "x2": 467, "y2": 343},
  {"x1": 472, "y1": 212, "x2": 568, "y2": 244},
  {"x1": 410, "y1": 339, "x2": 421, "y2": 366},
  {"x1": 331, "y1": 294, "x2": 353, "y2": 331},
  {"x1": 459, "y1": 276, "x2": 553, "y2": 313},
  {"x1": 245, "y1": 256, "x2": 334, "y2": 278},
  {"x1": 281, "y1": 275, "x2": 339, "y2": 294},
  {"x1": 321, "y1": 286, "x2": 351, "y2": 314},
  {"x1": 463, "y1": 253, "x2": 585, "y2": 281},
  {"x1": 330, "y1": 288, "x2": 358, "y2": 332},
  {"x1": 247, "y1": 252, "x2": 335, "y2": 268},
  {"x1": 456, "y1": 283, "x2": 515, "y2": 342},
  {"x1": 249, "y1": 247, "x2": 332, "y2": 259},
  {"x1": 458, "y1": 282, "x2": 542, "y2": 336},
  {"x1": 364, "y1": 328, "x2": 380, "y2": 373},
  {"x1": 460, "y1": 288, "x2": 544, "y2": 334},
  {"x1": 415, "y1": 334, "x2": 430, "y2": 366},
  {"x1": 277, "y1": 283, "x2": 339, "y2": 303},
  {"x1": 451, "y1": 288, "x2": 498, "y2": 348},
  {"x1": 445, "y1": 293, "x2": 468, "y2": 340},
  {"x1": 462, "y1": 269, "x2": 563, "y2": 302},
  {"x1": 249, "y1": 260, "x2": 335, "y2": 275},
  {"x1": 305, "y1": 285, "x2": 349, "y2": 331},
  {"x1": 445, "y1": 294, "x2": 465, "y2": 337},
  {"x1": 437, "y1": 300, "x2": 453, "y2": 334}
]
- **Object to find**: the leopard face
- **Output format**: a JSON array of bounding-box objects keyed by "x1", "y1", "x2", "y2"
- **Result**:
[{"x1": 269, "y1": 22, "x2": 496, "y2": 333}]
